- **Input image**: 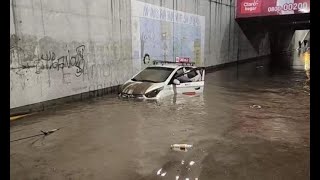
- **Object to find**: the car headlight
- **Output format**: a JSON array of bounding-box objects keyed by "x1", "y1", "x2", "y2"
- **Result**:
[{"x1": 145, "y1": 87, "x2": 164, "y2": 98}]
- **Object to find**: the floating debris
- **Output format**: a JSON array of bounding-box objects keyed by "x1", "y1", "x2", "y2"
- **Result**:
[
  {"x1": 171, "y1": 144, "x2": 193, "y2": 152},
  {"x1": 189, "y1": 161, "x2": 195, "y2": 166},
  {"x1": 181, "y1": 160, "x2": 185, "y2": 165},
  {"x1": 176, "y1": 176, "x2": 180, "y2": 180},
  {"x1": 10, "y1": 113, "x2": 34, "y2": 121},
  {"x1": 41, "y1": 128, "x2": 60, "y2": 135},
  {"x1": 250, "y1": 105, "x2": 261, "y2": 109},
  {"x1": 10, "y1": 128, "x2": 61, "y2": 143},
  {"x1": 157, "y1": 168, "x2": 162, "y2": 175},
  {"x1": 303, "y1": 90, "x2": 309, "y2": 94},
  {"x1": 161, "y1": 172, "x2": 167, "y2": 176}
]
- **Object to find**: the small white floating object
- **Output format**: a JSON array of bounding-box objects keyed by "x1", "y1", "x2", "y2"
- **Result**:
[
  {"x1": 171, "y1": 144, "x2": 193, "y2": 152},
  {"x1": 186, "y1": 178, "x2": 190, "y2": 180},
  {"x1": 176, "y1": 176, "x2": 180, "y2": 180},
  {"x1": 195, "y1": 178, "x2": 199, "y2": 180},
  {"x1": 157, "y1": 168, "x2": 162, "y2": 175},
  {"x1": 181, "y1": 160, "x2": 185, "y2": 164},
  {"x1": 189, "y1": 161, "x2": 195, "y2": 166},
  {"x1": 161, "y1": 172, "x2": 167, "y2": 176},
  {"x1": 250, "y1": 105, "x2": 261, "y2": 109}
]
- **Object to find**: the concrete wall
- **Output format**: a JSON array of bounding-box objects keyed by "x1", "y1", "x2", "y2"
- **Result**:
[
  {"x1": 10, "y1": 0, "x2": 270, "y2": 109},
  {"x1": 141, "y1": 0, "x2": 270, "y2": 66},
  {"x1": 10, "y1": 0, "x2": 133, "y2": 109}
]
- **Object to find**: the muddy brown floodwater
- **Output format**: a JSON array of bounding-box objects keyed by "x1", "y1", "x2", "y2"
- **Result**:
[{"x1": 10, "y1": 54, "x2": 309, "y2": 180}]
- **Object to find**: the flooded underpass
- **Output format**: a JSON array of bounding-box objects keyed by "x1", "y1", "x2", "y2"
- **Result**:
[{"x1": 10, "y1": 55, "x2": 310, "y2": 180}]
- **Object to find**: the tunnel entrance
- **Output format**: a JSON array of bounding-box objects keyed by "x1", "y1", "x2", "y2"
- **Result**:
[
  {"x1": 235, "y1": 12, "x2": 310, "y2": 72},
  {"x1": 236, "y1": 13, "x2": 310, "y2": 54},
  {"x1": 235, "y1": 0, "x2": 310, "y2": 55}
]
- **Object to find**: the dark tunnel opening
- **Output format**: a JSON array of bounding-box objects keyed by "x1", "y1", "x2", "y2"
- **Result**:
[{"x1": 236, "y1": 13, "x2": 310, "y2": 73}]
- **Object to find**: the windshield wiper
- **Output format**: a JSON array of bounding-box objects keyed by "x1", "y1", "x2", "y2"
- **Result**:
[
  {"x1": 140, "y1": 80, "x2": 158, "y2": 83},
  {"x1": 132, "y1": 78, "x2": 158, "y2": 83}
]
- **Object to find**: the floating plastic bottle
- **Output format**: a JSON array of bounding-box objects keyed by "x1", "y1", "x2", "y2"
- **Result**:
[{"x1": 171, "y1": 144, "x2": 193, "y2": 152}]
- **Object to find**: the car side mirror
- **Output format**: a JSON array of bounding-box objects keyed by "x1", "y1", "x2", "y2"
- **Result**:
[{"x1": 173, "y1": 79, "x2": 180, "y2": 85}]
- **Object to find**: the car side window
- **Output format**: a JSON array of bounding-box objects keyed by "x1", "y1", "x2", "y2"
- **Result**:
[
  {"x1": 185, "y1": 67, "x2": 202, "y2": 82},
  {"x1": 185, "y1": 67, "x2": 197, "y2": 79},
  {"x1": 169, "y1": 68, "x2": 183, "y2": 84},
  {"x1": 175, "y1": 67, "x2": 194, "y2": 84},
  {"x1": 174, "y1": 68, "x2": 184, "y2": 78}
]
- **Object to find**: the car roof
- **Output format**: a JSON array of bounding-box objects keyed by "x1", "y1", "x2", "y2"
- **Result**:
[{"x1": 148, "y1": 64, "x2": 195, "y2": 69}]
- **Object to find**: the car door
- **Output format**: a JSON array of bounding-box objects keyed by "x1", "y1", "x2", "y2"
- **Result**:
[{"x1": 171, "y1": 67, "x2": 205, "y2": 95}]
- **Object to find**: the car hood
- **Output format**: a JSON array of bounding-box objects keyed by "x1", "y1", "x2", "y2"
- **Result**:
[{"x1": 120, "y1": 81, "x2": 164, "y2": 95}]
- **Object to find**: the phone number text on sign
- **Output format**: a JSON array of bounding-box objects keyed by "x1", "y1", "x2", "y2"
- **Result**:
[{"x1": 268, "y1": 2, "x2": 308, "y2": 12}]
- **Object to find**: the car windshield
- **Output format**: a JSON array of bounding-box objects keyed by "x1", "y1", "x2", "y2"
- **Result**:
[{"x1": 131, "y1": 67, "x2": 174, "y2": 83}]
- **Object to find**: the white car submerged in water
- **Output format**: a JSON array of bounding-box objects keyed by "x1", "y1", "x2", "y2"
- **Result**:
[{"x1": 119, "y1": 61, "x2": 205, "y2": 100}]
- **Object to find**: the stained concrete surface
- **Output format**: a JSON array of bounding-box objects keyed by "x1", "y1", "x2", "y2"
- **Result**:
[
  {"x1": 10, "y1": 55, "x2": 309, "y2": 180},
  {"x1": 11, "y1": 0, "x2": 270, "y2": 109}
]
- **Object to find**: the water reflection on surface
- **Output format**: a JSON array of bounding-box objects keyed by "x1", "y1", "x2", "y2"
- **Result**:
[{"x1": 10, "y1": 55, "x2": 309, "y2": 180}]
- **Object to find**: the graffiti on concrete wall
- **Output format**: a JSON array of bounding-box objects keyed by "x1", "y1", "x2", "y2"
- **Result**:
[
  {"x1": 10, "y1": 34, "x2": 132, "y2": 81},
  {"x1": 35, "y1": 45, "x2": 85, "y2": 76},
  {"x1": 10, "y1": 0, "x2": 135, "y2": 109},
  {"x1": 10, "y1": 34, "x2": 132, "y2": 108},
  {"x1": 10, "y1": 43, "x2": 85, "y2": 77}
]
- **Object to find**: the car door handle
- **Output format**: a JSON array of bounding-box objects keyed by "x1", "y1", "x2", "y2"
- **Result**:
[{"x1": 195, "y1": 87, "x2": 200, "y2": 90}]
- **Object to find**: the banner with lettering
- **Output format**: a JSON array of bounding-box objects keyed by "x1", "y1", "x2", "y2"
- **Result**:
[{"x1": 236, "y1": 0, "x2": 310, "y2": 18}]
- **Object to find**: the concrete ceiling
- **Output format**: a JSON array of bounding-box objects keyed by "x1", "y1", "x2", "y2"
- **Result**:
[{"x1": 236, "y1": 13, "x2": 310, "y2": 31}]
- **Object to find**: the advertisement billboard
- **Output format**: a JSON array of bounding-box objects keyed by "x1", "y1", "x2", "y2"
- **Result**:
[
  {"x1": 131, "y1": 0, "x2": 205, "y2": 72},
  {"x1": 236, "y1": 0, "x2": 310, "y2": 18}
]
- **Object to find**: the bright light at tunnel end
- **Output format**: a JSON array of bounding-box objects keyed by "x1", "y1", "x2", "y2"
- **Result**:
[{"x1": 299, "y1": 9, "x2": 310, "y2": 13}]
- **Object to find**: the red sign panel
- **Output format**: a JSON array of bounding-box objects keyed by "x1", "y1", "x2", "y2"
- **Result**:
[
  {"x1": 176, "y1": 57, "x2": 191, "y2": 63},
  {"x1": 236, "y1": 0, "x2": 310, "y2": 18},
  {"x1": 240, "y1": 0, "x2": 262, "y2": 14}
]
